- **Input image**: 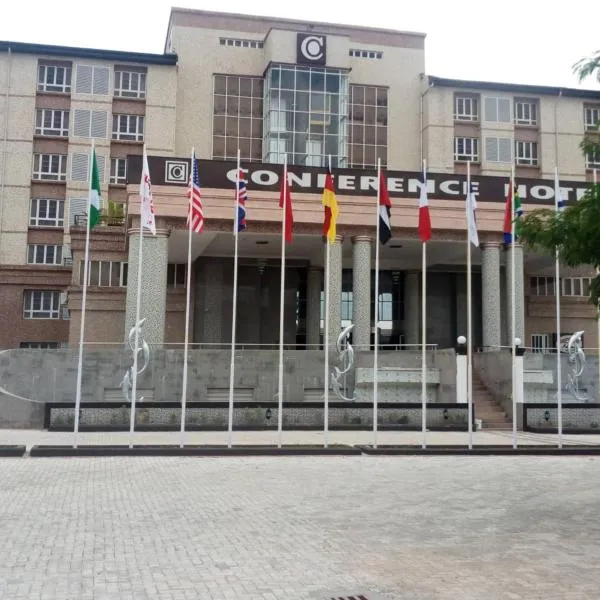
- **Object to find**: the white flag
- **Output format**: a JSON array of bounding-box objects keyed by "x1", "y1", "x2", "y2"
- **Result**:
[
  {"x1": 140, "y1": 148, "x2": 156, "y2": 235},
  {"x1": 466, "y1": 185, "x2": 479, "y2": 247}
]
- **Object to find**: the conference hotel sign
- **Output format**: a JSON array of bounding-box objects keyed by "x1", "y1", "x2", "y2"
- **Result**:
[{"x1": 128, "y1": 156, "x2": 592, "y2": 205}]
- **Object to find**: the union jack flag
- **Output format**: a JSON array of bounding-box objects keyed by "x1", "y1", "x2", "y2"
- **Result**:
[
  {"x1": 235, "y1": 168, "x2": 248, "y2": 234},
  {"x1": 186, "y1": 150, "x2": 204, "y2": 234}
]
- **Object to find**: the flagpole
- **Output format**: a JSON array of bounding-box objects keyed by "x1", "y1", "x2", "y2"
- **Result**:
[
  {"x1": 511, "y1": 165, "x2": 517, "y2": 449},
  {"x1": 421, "y1": 159, "x2": 428, "y2": 449},
  {"x1": 73, "y1": 140, "x2": 95, "y2": 448},
  {"x1": 466, "y1": 161, "x2": 473, "y2": 450},
  {"x1": 227, "y1": 150, "x2": 241, "y2": 448},
  {"x1": 323, "y1": 155, "x2": 332, "y2": 448},
  {"x1": 554, "y1": 166, "x2": 563, "y2": 448},
  {"x1": 277, "y1": 156, "x2": 287, "y2": 449},
  {"x1": 180, "y1": 148, "x2": 194, "y2": 448},
  {"x1": 373, "y1": 158, "x2": 381, "y2": 448}
]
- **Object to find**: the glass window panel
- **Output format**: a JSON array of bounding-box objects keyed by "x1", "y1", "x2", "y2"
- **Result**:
[
  {"x1": 225, "y1": 116, "x2": 238, "y2": 137},
  {"x1": 226, "y1": 96, "x2": 239, "y2": 116},
  {"x1": 239, "y1": 77, "x2": 253, "y2": 96},
  {"x1": 110, "y1": 263, "x2": 121, "y2": 287},
  {"x1": 213, "y1": 115, "x2": 226, "y2": 136},
  {"x1": 326, "y1": 73, "x2": 340, "y2": 93},
  {"x1": 213, "y1": 95, "x2": 227, "y2": 115},
  {"x1": 213, "y1": 136, "x2": 226, "y2": 157},
  {"x1": 239, "y1": 97, "x2": 252, "y2": 116},
  {"x1": 226, "y1": 77, "x2": 239, "y2": 95},
  {"x1": 239, "y1": 117, "x2": 252, "y2": 138},
  {"x1": 99, "y1": 262, "x2": 111, "y2": 287},
  {"x1": 364, "y1": 87, "x2": 377, "y2": 105}
]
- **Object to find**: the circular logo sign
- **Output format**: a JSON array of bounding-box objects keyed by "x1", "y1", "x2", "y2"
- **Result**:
[{"x1": 297, "y1": 34, "x2": 326, "y2": 65}]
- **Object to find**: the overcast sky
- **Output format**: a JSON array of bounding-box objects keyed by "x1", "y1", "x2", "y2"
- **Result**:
[{"x1": 2, "y1": 0, "x2": 599, "y2": 90}]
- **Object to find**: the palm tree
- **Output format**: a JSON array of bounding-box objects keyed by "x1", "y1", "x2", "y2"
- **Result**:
[{"x1": 574, "y1": 51, "x2": 600, "y2": 83}]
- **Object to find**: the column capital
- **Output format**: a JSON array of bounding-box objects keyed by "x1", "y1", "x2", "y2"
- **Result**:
[
  {"x1": 127, "y1": 227, "x2": 170, "y2": 239},
  {"x1": 352, "y1": 235, "x2": 372, "y2": 245},
  {"x1": 334, "y1": 234, "x2": 344, "y2": 244},
  {"x1": 480, "y1": 241, "x2": 501, "y2": 250}
]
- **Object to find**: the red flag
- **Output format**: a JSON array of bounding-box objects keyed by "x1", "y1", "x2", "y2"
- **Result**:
[
  {"x1": 279, "y1": 166, "x2": 294, "y2": 244},
  {"x1": 418, "y1": 171, "x2": 432, "y2": 242}
]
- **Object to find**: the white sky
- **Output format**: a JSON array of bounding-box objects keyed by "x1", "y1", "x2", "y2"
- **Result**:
[{"x1": 2, "y1": 0, "x2": 599, "y2": 90}]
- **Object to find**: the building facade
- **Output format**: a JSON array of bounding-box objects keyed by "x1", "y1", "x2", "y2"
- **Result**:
[{"x1": 0, "y1": 8, "x2": 598, "y2": 354}]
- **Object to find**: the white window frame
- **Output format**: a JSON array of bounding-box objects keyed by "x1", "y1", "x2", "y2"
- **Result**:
[
  {"x1": 584, "y1": 106, "x2": 600, "y2": 131},
  {"x1": 35, "y1": 109, "x2": 69, "y2": 137},
  {"x1": 32, "y1": 154, "x2": 67, "y2": 181},
  {"x1": 23, "y1": 290, "x2": 61, "y2": 319},
  {"x1": 19, "y1": 342, "x2": 60, "y2": 349},
  {"x1": 530, "y1": 276, "x2": 555, "y2": 296},
  {"x1": 562, "y1": 277, "x2": 592, "y2": 297},
  {"x1": 484, "y1": 96, "x2": 511, "y2": 122},
  {"x1": 514, "y1": 99, "x2": 538, "y2": 126},
  {"x1": 167, "y1": 264, "x2": 187, "y2": 288},
  {"x1": 454, "y1": 137, "x2": 479, "y2": 162},
  {"x1": 219, "y1": 38, "x2": 264, "y2": 49},
  {"x1": 27, "y1": 244, "x2": 63, "y2": 266},
  {"x1": 81, "y1": 261, "x2": 128, "y2": 287},
  {"x1": 454, "y1": 96, "x2": 478, "y2": 121},
  {"x1": 110, "y1": 157, "x2": 127, "y2": 184},
  {"x1": 112, "y1": 114, "x2": 144, "y2": 142},
  {"x1": 37, "y1": 64, "x2": 72, "y2": 93},
  {"x1": 531, "y1": 334, "x2": 550, "y2": 353},
  {"x1": 114, "y1": 69, "x2": 146, "y2": 99},
  {"x1": 29, "y1": 198, "x2": 64, "y2": 228},
  {"x1": 515, "y1": 140, "x2": 538, "y2": 166},
  {"x1": 586, "y1": 151, "x2": 600, "y2": 169}
]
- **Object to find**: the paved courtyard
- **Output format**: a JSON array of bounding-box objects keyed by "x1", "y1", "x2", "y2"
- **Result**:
[{"x1": 0, "y1": 454, "x2": 599, "y2": 599}]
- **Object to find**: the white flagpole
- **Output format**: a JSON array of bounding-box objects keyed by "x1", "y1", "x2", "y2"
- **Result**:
[
  {"x1": 73, "y1": 140, "x2": 95, "y2": 448},
  {"x1": 511, "y1": 165, "x2": 517, "y2": 449},
  {"x1": 128, "y1": 144, "x2": 146, "y2": 449},
  {"x1": 466, "y1": 161, "x2": 473, "y2": 449},
  {"x1": 554, "y1": 166, "x2": 563, "y2": 448},
  {"x1": 180, "y1": 148, "x2": 194, "y2": 448},
  {"x1": 277, "y1": 156, "x2": 287, "y2": 449},
  {"x1": 373, "y1": 158, "x2": 381, "y2": 448},
  {"x1": 227, "y1": 150, "x2": 241, "y2": 448},
  {"x1": 421, "y1": 159, "x2": 428, "y2": 449},
  {"x1": 323, "y1": 155, "x2": 332, "y2": 448}
]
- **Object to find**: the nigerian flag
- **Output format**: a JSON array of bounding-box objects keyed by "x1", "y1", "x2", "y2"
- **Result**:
[{"x1": 89, "y1": 149, "x2": 101, "y2": 229}]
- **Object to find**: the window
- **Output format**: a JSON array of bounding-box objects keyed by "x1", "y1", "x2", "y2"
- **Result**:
[
  {"x1": 110, "y1": 158, "x2": 127, "y2": 184},
  {"x1": 263, "y1": 65, "x2": 350, "y2": 168},
  {"x1": 23, "y1": 290, "x2": 61, "y2": 319},
  {"x1": 530, "y1": 276, "x2": 555, "y2": 296},
  {"x1": 454, "y1": 137, "x2": 479, "y2": 162},
  {"x1": 454, "y1": 95, "x2": 478, "y2": 121},
  {"x1": 20, "y1": 342, "x2": 60, "y2": 349},
  {"x1": 112, "y1": 114, "x2": 144, "y2": 141},
  {"x1": 515, "y1": 140, "x2": 538, "y2": 166},
  {"x1": 514, "y1": 99, "x2": 538, "y2": 126},
  {"x1": 586, "y1": 151, "x2": 600, "y2": 169},
  {"x1": 212, "y1": 74, "x2": 264, "y2": 163},
  {"x1": 30, "y1": 199, "x2": 64, "y2": 227},
  {"x1": 349, "y1": 49, "x2": 383, "y2": 59},
  {"x1": 531, "y1": 334, "x2": 550, "y2": 353},
  {"x1": 348, "y1": 84, "x2": 387, "y2": 168},
  {"x1": 484, "y1": 137, "x2": 512, "y2": 163},
  {"x1": 32, "y1": 154, "x2": 67, "y2": 181},
  {"x1": 37, "y1": 63, "x2": 72, "y2": 93},
  {"x1": 35, "y1": 109, "x2": 69, "y2": 137},
  {"x1": 73, "y1": 109, "x2": 108, "y2": 138},
  {"x1": 167, "y1": 264, "x2": 187, "y2": 288},
  {"x1": 27, "y1": 244, "x2": 63, "y2": 265},
  {"x1": 75, "y1": 65, "x2": 110, "y2": 95},
  {"x1": 114, "y1": 68, "x2": 146, "y2": 99},
  {"x1": 79, "y1": 261, "x2": 128, "y2": 287},
  {"x1": 562, "y1": 277, "x2": 592, "y2": 297},
  {"x1": 484, "y1": 96, "x2": 511, "y2": 122},
  {"x1": 584, "y1": 106, "x2": 600, "y2": 131},
  {"x1": 70, "y1": 153, "x2": 105, "y2": 183},
  {"x1": 219, "y1": 38, "x2": 264, "y2": 49}
]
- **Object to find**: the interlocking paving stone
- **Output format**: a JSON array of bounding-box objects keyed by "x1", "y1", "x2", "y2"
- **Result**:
[{"x1": 0, "y1": 455, "x2": 599, "y2": 599}]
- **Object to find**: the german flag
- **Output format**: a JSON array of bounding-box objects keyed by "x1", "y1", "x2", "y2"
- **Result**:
[{"x1": 322, "y1": 170, "x2": 339, "y2": 243}]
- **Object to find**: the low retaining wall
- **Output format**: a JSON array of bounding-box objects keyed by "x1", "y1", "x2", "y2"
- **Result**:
[{"x1": 523, "y1": 403, "x2": 600, "y2": 433}]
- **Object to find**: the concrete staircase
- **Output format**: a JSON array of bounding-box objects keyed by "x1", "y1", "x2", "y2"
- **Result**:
[{"x1": 472, "y1": 373, "x2": 511, "y2": 430}]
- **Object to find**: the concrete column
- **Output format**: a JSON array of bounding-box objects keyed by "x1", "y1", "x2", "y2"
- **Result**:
[
  {"x1": 352, "y1": 235, "x2": 371, "y2": 351},
  {"x1": 505, "y1": 243, "x2": 525, "y2": 345},
  {"x1": 481, "y1": 242, "x2": 502, "y2": 349},
  {"x1": 124, "y1": 224, "x2": 169, "y2": 345},
  {"x1": 327, "y1": 235, "x2": 343, "y2": 340},
  {"x1": 203, "y1": 262, "x2": 224, "y2": 344},
  {"x1": 306, "y1": 266, "x2": 323, "y2": 348},
  {"x1": 404, "y1": 271, "x2": 420, "y2": 347}
]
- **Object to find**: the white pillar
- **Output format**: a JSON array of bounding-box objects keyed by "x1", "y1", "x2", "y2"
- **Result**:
[
  {"x1": 505, "y1": 243, "x2": 525, "y2": 344},
  {"x1": 352, "y1": 235, "x2": 371, "y2": 351},
  {"x1": 481, "y1": 242, "x2": 502, "y2": 349},
  {"x1": 327, "y1": 235, "x2": 343, "y2": 338}
]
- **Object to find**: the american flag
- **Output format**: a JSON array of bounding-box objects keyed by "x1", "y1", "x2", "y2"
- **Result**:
[
  {"x1": 186, "y1": 150, "x2": 204, "y2": 234},
  {"x1": 235, "y1": 168, "x2": 248, "y2": 233}
]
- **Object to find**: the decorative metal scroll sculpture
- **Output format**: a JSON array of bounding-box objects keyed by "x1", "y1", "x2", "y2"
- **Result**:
[
  {"x1": 331, "y1": 323, "x2": 355, "y2": 401},
  {"x1": 120, "y1": 319, "x2": 151, "y2": 403},
  {"x1": 559, "y1": 330, "x2": 587, "y2": 401}
]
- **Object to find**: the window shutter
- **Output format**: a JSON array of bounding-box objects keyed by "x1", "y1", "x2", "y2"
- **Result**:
[
  {"x1": 75, "y1": 65, "x2": 93, "y2": 94},
  {"x1": 96, "y1": 155, "x2": 106, "y2": 186},
  {"x1": 73, "y1": 109, "x2": 91, "y2": 138},
  {"x1": 485, "y1": 137, "x2": 499, "y2": 162},
  {"x1": 498, "y1": 137, "x2": 512, "y2": 162},
  {"x1": 484, "y1": 97, "x2": 498, "y2": 122},
  {"x1": 69, "y1": 197, "x2": 88, "y2": 226},
  {"x1": 92, "y1": 67, "x2": 110, "y2": 95},
  {"x1": 71, "y1": 153, "x2": 89, "y2": 182},
  {"x1": 498, "y1": 98, "x2": 511, "y2": 122},
  {"x1": 91, "y1": 110, "x2": 107, "y2": 138}
]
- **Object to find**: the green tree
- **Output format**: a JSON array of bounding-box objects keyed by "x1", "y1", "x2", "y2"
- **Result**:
[{"x1": 517, "y1": 51, "x2": 600, "y2": 303}]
